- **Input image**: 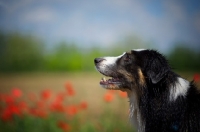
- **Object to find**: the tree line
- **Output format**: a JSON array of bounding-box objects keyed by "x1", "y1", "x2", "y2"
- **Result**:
[{"x1": 0, "y1": 32, "x2": 199, "y2": 72}]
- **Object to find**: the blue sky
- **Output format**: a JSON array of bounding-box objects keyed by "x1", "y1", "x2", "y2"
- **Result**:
[{"x1": 0, "y1": 0, "x2": 200, "y2": 53}]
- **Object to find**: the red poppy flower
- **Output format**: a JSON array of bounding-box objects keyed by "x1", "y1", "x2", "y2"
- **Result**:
[
  {"x1": 1, "y1": 104, "x2": 21, "y2": 121},
  {"x1": 29, "y1": 108, "x2": 47, "y2": 118},
  {"x1": 1, "y1": 108, "x2": 12, "y2": 121},
  {"x1": 41, "y1": 89, "x2": 52, "y2": 100},
  {"x1": 55, "y1": 92, "x2": 65, "y2": 103},
  {"x1": 5, "y1": 95, "x2": 14, "y2": 105},
  {"x1": 65, "y1": 82, "x2": 75, "y2": 96},
  {"x1": 194, "y1": 74, "x2": 200, "y2": 82},
  {"x1": 118, "y1": 91, "x2": 127, "y2": 98},
  {"x1": 66, "y1": 105, "x2": 78, "y2": 116},
  {"x1": 79, "y1": 101, "x2": 88, "y2": 110},
  {"x1": 104, "y1": 92, "x2": 114, "y2": 102},
  {"x1": 57, "y1": 121, "x2": 71, "y2": 131},
  {"x1": 9, "y1": 105, "x2": 21, "y2": 116},
  {"x1": 11, "y1": 88, "x2": 22, "y2": 98},
  {"x1": 50, "y1": 100, "x2": 65, "y2": 112}
]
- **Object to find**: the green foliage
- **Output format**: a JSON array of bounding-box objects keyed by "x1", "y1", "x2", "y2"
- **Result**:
[
  {"x1": 81, "y1": 47, "x2": 105, "y2": 71},
  {"x1": 0, "y1": 32, "x2": 44, "y2": 72},
  {"x1": 168, "y1": 45, "x2": 200, "y2": 71},
  {"x1": 0, "y1": 116, "x2": 63, "y2": 132},
  {"x1": 44, "y1": 42, "x2": 82, "y2": 71},
  {"x1": 0, "y1": 110, "x2": 134, "y2": 132},
  {"x1": 0, "y1": 32, "x2": 199, "y2": 72}
]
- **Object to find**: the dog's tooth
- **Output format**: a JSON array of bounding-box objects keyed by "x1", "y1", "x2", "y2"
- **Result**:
[
  {"x1": 103, "y1": 77, "x2": 106, "y2": 82},
  {"x1": 102, "y1": 77, "x2": 106, "y2": 82}
]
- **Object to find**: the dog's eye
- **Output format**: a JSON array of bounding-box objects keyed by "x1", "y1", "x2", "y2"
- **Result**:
[{"x1": 124, "y1": 53, "x2": 131, "y2": 62}]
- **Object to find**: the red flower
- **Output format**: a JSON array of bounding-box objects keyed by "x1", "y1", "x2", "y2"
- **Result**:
[
  {"x1": 104, "y1": 92, "x2": 114, "y2": 103},
  {"x1": 66, "y1": 105, "x2": 78, "y2": 116},
  {"x1": 41, "y1": 89, "x2": 52, "y2": 100},
  {"x1": 194, "y1": 74, "x2": 200, "y2": 82},
  {"x1": 29, "y1": 108, "x2": 47, "y2": 118},
  {"x1": 79, "y1": 101, "x2": 88, "y2": 110},
  {"x1": 65, "y1": 82, "x2": 75, "y2": 96},
  {"x1": 9, "y1": 105, "x2": 21, "y2": 115},
  {"x1": 1, "y1": 104, "x2": 21, "y2": 121},
  {"x1": 118, "y1": 91, "x2": 127, "y2": 98},
  {"x1": 11, "y1": 88, "x2": 22, "y2": 98},
  {"x1": 55, "y1": 92, "x2": 66, "y2": 103},
  {"x1": 50, "y1": 100, "x2": 65, "y2": 112},
  {"x1": 57, "y1": 121, "x2": 71, "y2": 131},
  {"x1": 1, "y1": 108, "x2": 12, "y2": 121},
  {"x1": 5, "y1": 95, "x2": 15, "y2": 105}
]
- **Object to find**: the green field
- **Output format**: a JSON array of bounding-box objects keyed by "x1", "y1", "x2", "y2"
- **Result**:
[{"x1": 0, "y1": 72, "x2": 199, "y2": 132}]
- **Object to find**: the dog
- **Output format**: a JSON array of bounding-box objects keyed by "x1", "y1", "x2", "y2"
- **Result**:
[{"x1": 94, "y1": 49, "x2": 200, "y2": 132}]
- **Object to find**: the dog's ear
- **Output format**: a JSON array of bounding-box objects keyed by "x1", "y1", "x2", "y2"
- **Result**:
[{"x1": 146, "y1": 56, "x2": 169, "y2": 84}]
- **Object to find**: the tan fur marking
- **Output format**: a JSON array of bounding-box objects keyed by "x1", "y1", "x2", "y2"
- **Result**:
[
  {"x1": 138, "y1": 68, "x2": 146, "y2": 86},
  {"x1": 118, "y1": 69, "x2": 134, "y2": 82}
]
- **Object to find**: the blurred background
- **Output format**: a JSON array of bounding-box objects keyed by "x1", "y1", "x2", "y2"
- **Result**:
[
  {"x1": 0, "y1": 0, "x2": 200, "y2": 132},
  {"x1": 0, "y1": 0, "x2": 200, "y2": 72}
]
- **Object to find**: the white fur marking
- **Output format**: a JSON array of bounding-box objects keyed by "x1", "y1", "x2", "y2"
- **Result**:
[
  {"x1": 102, "y1": 52, "x2": 125, "y2": 66},
  {"x1": 170, "y1": 77, "x2": 189, "y2": 101},
  {"x1": 128, "y1": 91, "x2": 145, "y2": 132},
  {"x1": 133, "y1": 49, "x2": 146, "y2": 52}
]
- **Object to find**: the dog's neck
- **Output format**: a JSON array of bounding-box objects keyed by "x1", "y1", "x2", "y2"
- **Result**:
[{"x1": 126, "y1": 76, "x2": 171, "y2": 132}]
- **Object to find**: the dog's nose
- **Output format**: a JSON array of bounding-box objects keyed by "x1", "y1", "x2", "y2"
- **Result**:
[{"x1": 94, "y1": 58, "x2": 104, "y2": 64}]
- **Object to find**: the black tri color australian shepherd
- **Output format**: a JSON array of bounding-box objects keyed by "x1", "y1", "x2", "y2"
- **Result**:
[{"x1": 94, "y1": 49, "x2": 200, "y2": 132}]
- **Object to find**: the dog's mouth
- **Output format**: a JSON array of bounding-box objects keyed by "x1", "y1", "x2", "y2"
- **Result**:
[{"x1": 99, "y1": 76, "x2": 124, "y2": 90}]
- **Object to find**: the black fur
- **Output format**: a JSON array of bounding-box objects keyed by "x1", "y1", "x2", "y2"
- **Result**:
[{"x1": 134, "y1": 50, "x2": 200, "y2": 131}]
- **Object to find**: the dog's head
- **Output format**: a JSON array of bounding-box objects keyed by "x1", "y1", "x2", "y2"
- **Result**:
[{"x1": 94, "y1": 49, "x2": 170, "y2": 90}]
